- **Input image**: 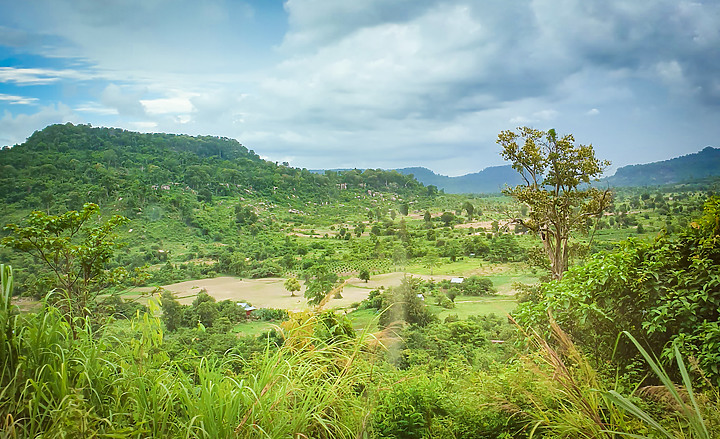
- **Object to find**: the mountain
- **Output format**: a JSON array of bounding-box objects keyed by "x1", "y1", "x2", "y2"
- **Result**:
[
  {"x1": 399, "y1": 146, "x2": 720, "y2": 193},
  {"x1": 396, "y1": 166, "x2": 524, "y2": 194},
  {"x1": 606, "y1": 146, "x2": 720, "y2": 187}
]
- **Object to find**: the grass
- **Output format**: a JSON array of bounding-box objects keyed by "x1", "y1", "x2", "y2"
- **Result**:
[
  {"x1": 232, "y1": 320, "x2": 276, "y2": 337},
  {"x1": 488, "y1": 274, "x2": 541, "y2": 295},
  {"x1": 347, "y1": 308, "x2": 379, "y2": 332},
  {"x1": 2, "y1": 298, "x2": 375, "y2": 438},
  {"x1": 432, "y1": 295, "x2": 518, "y2": 320}
]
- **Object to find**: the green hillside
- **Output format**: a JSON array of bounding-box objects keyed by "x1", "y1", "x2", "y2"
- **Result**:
[{"x1": 0, "y1": 123, "x2": 424, "y2": 212}]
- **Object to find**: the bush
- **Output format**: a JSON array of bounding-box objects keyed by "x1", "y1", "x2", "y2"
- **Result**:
[{"x1": 253, "y1": 308, "x2": 289, "y2": 322}]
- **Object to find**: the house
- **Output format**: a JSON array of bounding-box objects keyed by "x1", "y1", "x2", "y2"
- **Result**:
[{"x1": 237, "y1": 302, "x2": 257, "y2": 317}]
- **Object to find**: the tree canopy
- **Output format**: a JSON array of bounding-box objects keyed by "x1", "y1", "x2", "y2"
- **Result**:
[
  {"x1": 2, "y1": 203, "x2": 128, "y2": 320},
  {"x1": 497, "y1": 127, "x2": 612, "y2": 279}
]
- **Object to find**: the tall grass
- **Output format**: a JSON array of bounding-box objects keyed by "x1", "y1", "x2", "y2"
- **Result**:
[
  {"x1": 516, "y1": 316, "x2": 719, "y2": 438},
  {"x1": 603, "y1": 331, "x2": 715, "y2": 439},
  {"x1": 518, "y1": 317, "x2": 638, "y2": 438},
  {"x1": 0, "y1": 276, "x2": 376, "y2": 438}
]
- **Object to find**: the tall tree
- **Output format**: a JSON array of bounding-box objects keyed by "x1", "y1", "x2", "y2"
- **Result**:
[{"x1": 497, "y1": 127, "x2": 611, "y2": 280}]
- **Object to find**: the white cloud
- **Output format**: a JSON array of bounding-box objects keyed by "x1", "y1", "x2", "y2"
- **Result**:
[
  {"x1": 140, "y1": 96, "x2": 195, "y2": 116},
  {"x1": 0, "y1": 103, "x2": 77, "y2": 146},
  {"x1": 127, "y1": 121, "x2": 158, "y2": 132},
  {"x1": 0, "y1": 67, "x2": 93, "y2": 85},
  {"x1": 0, "y1": 93, "x2": 38, "y2": 105},
  {"x1": 100, "y1": 84, "x2": 146, "y2": 117},
  {"x1": 533, "y1": 110, "x2": 559, "y2": 121},
  {"x1": 73, "y1": 102, "x2": 119, "y2": 115}
]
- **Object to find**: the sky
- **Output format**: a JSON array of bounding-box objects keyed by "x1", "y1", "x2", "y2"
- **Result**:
[{"x1": 1, "y1": 0, "x2": 719, "y2": 177}]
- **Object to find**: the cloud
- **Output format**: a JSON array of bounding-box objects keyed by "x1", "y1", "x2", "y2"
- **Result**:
[
  {"x1": 100, "y1": 84, "x2": 146, "y2": 117},
  {"x1": 140, "y1": 96, "x2": 195, "y2": 116},
  {"x1": 0, "y1": 0, "x2": 718, "y2": 174},
  {"x1": 0, "y1": 103, "x2": 76, "y2": 146},
  {"x1": 0, "y1": 93, "x2": 38, "y2": 105},
  {"x1": 0, "y1": 67, "x2": 93, "y2": 85}
]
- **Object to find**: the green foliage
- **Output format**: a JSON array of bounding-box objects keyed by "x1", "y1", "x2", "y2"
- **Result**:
[
  {"x1": 252, "y1": 308, "x2": 289, "y2": 322},
  {"x1": 604, "y1": 331, "x2": 713, "y2": 439},
  {"x1": 0, "y1": 301, "x2": 372, "y2": 438},
  {"x1": 372, "y1": 375, "x2": 445, "y2": 438},
  {"x1": 2, "y1": 203, "x2": 128, "y2": 320},
  {"x1": 379, "y1": 276, "x2": 436, "y2": 328},
  {"x1": 372, "y1": 370, "x2": 526, "y2": 439},
  {"x1": 498, "y1": 127, "x2": 612, "y2": 279},
  {"x1": 401, "y1": 314, "x2": 515, "y2": 369},
  {"x1": 284, "y1": 276, "x2": 301, "y2": 296},
  {"x1": 440, "y1": 211, "x2": 455, "y2": 227},
  {"x1": 0, "y1": 265, "x2": 19, "y2": 392},
  {"x1": 438, "y1": 275, "x2": 496, "y2": 296},
  {"x1": 234, "y1": 204, "x2": 258, "y2": 226},
  {"x1": 359, "y1": 268, "x2": 370, "y2": 282},
  {"x1": 314, "y1": 311, "x2": 355, "y2": 345},
  {"x1": 515, "y1": 197, "x2": 720, "y2": 384},
  {"x1": 304, "y1": 265, "x2": 339, "y2": 306},
  {"x1": 160, "y1": 289, "x2": 183, "y2": 331}
]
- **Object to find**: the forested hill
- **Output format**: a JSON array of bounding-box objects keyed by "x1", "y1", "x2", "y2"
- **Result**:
[
  {"x1": 0, "y1": 123, "x2": 425, "y2": 213},
  {"x1": 607, "y1": 146, "x2": 720, "y2": 187}
]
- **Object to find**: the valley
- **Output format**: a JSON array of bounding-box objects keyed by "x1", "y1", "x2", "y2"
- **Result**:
[{"x1": 1, "y1": 124, "x2": 718, "y2": 438}]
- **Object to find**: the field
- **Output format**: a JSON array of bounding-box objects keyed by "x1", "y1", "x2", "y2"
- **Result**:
[{"x1": 156, "y1": 260, "x2": 533, "y2": 307}]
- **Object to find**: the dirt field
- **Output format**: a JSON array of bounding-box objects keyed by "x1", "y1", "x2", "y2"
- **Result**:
[{"x1": 160, "y1": 272, "x2": 462, "y2": 311}]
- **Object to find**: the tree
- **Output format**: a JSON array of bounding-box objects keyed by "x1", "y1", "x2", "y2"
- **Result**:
[
  {"x1": 359, "y1": 269, "x2": 370, "y2": 283},
  {"x1": 497, "y1": 127, "x2": 611, "y2": 280},
  {"x1": 160, "y1": 289, "x2": 183, "y2": 331},
  {"x1": 304, "y1": 265, "x2": 339, "y2": 306},
  {"x1": 284, "y1": 277, "x2": 301, "y2": 297},
  {"x1": 514, "y1": 197, "x2": 720, "y2": 382},
  {"x1": 235, "y1": 205, "x2": 258, "y2": 226},
  {"x1": 462, "y1": 201, "x2": 474, "y2": 219},
  {"x1": 440, "y1": 211, "x2": 455, "y2": 227},
  {"x1": 423, "y1": 250, "x2": 440, "y2": 276},
  {"x1": 2, "y1": 203, "x2": 128, "y2": 320},
  {"x1": 399, "y1": 202, "x2": 409, "y2": 216},
  {"x1": 379, "y1": 276, "x2": 435, "y2": 328}
]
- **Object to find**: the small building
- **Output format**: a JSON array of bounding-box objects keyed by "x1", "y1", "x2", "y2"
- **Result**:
[
  {"x1": 237, "y1": 302, "x2": 257, "y2": 317},
  {"x1": 450, "y1": 277, "x2": 464, "y2": 284}
]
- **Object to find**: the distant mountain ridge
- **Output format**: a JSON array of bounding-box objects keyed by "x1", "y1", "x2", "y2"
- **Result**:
[
  {"x1": 606, "y1": 146, "x2": 720, "y2": 187},
  {"x1": 395, "y1": 166, "x2": 524, "y2": 194},
  {"x1": 310, "y1": 165, "x2": 524, "y2": 194},
  {"x1": 288, "y1": 147, "x2": 720, "y2": 194}
]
